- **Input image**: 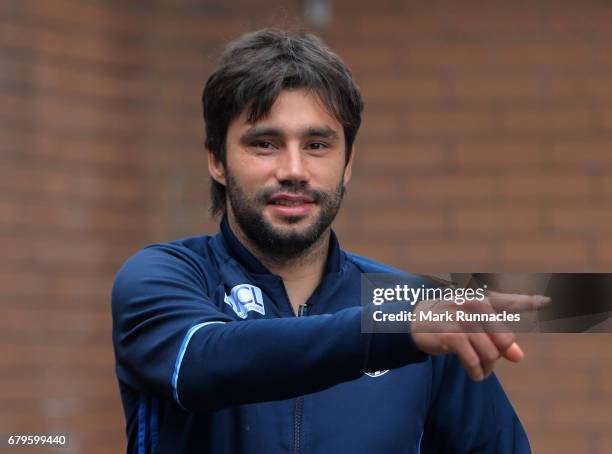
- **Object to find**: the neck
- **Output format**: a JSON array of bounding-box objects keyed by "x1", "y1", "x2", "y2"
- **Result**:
[
  {"x1": 227, "y1": 213, "x2": 331, "y2": 311},
  {"x1": 229, "y1": 214, "x2": 330, "y2": 278},
  {"x1": 264, "y1": 232, "x2": 330, "y2": 282}
]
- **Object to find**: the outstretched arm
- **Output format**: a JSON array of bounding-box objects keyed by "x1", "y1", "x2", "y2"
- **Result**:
[{"x1": 112, "y1": 247, "x2": 427, "y2": 412}]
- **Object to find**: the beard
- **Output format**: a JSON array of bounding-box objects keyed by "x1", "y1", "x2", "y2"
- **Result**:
[{"x1": 226, "y1": 173, "x2": 345, "y2": 261}]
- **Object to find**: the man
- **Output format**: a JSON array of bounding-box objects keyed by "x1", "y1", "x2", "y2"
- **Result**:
[{"x1": 112, "y1": 28, "x2": 545, "y2": 453}]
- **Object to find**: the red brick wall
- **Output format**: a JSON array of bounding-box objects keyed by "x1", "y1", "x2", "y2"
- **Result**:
[{"x1": 1, "y1": 1, "x2": 611, "y2": 452}]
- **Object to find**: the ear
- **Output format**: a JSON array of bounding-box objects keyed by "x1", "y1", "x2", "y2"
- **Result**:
[
  {"x1": 343, "y1": 145, "x2": 355, "y2": 186},
  {"x1": 208, "y1": 149, "x2": 226, "y2": 186}
]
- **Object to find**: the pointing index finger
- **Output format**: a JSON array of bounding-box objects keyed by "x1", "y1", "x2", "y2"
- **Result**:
[{"x1": 486, "y1": 291, "x2": 551, "y2": 313}]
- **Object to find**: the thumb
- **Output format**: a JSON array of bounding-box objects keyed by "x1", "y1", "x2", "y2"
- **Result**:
[{"x1": 502, "y1": 342, "x2": 524, "y2": 363}]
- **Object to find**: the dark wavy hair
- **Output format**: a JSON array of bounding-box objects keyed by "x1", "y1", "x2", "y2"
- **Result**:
[{"x1": 202, "y1": 28, "x2": 364, "y2": 216}]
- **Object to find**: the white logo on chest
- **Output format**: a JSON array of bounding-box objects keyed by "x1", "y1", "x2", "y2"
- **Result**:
[{"x1": 224, "y1": 284, "x2": 265, "y2": 319}]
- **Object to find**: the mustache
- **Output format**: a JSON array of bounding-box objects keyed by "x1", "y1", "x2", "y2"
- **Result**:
[{"x1": 257, "y1": 182, "x2": 324, "y2": 203}]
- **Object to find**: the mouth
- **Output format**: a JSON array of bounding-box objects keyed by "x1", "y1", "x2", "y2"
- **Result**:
[
  {"x1": 267, "y1": 193, "x2": 316, "y2": 217},
  {"x1": 269, "y1": 193, "x2": 314, "y2": 205}
]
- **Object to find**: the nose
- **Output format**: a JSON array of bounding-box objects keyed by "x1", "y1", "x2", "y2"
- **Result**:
[{"x1": 275, "y1": 144, "x2": 309, "y2": 185}]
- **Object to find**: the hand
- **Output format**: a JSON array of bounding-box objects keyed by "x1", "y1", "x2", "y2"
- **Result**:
[{"x1": 410, "y1": 292, "x2": 551, "y2": 381}]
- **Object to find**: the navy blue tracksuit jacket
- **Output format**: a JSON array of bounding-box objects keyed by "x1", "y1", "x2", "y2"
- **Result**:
[{"x1": 112, "y1": 217, "x2": 531, "y2": 453}]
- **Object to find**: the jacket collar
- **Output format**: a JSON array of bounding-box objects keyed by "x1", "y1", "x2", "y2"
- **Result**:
[{"x1": 219, "y1": 214, "x2": 344, "y2": 277}]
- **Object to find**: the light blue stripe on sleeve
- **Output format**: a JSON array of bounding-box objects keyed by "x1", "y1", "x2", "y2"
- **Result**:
[
  {"x1": 150, "y1": 398, "x2": 158, "y2": 451},
  {"x1": 417, "y1": 429, "x2": 424, "y2": 454},
  {"x1": 172, "y1": 321, "x2": 226, "y2": 409},
  {"x1": 138, "y1": 395, "x2": 147, "y2": 454}
]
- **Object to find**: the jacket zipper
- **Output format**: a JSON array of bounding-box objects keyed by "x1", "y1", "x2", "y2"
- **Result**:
[
  {"x1": 293, "y1": 397, "x2": 303, "y2": 454},
  {"x1": 293, "y1": 303, "x2": 310, "y2": 454}
]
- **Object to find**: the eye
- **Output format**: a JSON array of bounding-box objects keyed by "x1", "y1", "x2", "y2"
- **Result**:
[
  {"x1": 306, "y1": 142, "x2": 328, "y2": 151},
  {"x1": 252, "y1": 140, "x2": 275, "y2": 149},
  {"x1": 249, "y1": 140, "x2": 278, "y2": 155}
]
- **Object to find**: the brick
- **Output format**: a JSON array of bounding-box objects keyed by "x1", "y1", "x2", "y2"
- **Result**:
[
  {"x1": 498, "y1": 174, "x2": 592, "y2": 199},
  {"x1": 550, "y1": 207, "x2": 612, "y2": 233},
  {"x1": 361, "y1": 77, "x2": 445, "y2": 104},
  {"x1": 601, "y1": 109, "x2": 612, "y2": 130},
  {"x1": 359, "y1": 208, "x2": 445, "y2": 235},
  {"x1": 544, "y1": 77, "x2": 586, "y2": 98},
  {"x1": 357, "y1": 144, "x2": 447, "y2": 168},
  {"x1": 491, "y1": 43, "x2": 596, "y2": 68},
  {"x1": 337, "y1": 46, "x2": 396, "y2": 74},
  {"x1": 157, "y1": 81, "x2": 205, "y2": 106},
  {"x1": 450, "y1": 206, "x2": 541, "y2": 234},
  {"x1": 345, "y1": 176, "x2": 406, "y2": 202},
  {"x1": 544, "y1": 9, "x2": 612, "y2": 33},
  {"x1": 1, "y1": 21, "x2": 144, "y2": 68},
  {"x1": 401, "y1": 240, "x2": 495, "y2": 270},
  {"x1": 583, "y1": 75, "x2": 612, "y2": 98},
  {"x1": 0, "y1": 129, "x2": 144, "y2": 169},
  {"x1": 548, "y1": 398, "x2": 612, "y2": 430},
  {"x1": 37, "y1": 61, "x2": 146, "y2": 101},
  {"x1": 0, "y1": 343, "x2": 114, "y2": 367},
  {"x1": 405, "y1": 110, "x2": 493, "y2": 136},
  {"x1": 543, "y1": 74, "x2": 612, "y2": 100},
  {"x1": 598, "y1": 42, "x2": 612, "y2": 66},
  {"x1": 23, "y1": 0, "x2": 143, "y2": 33},
  {"x1": 2, "y1": 307, "x2": 109, "y2": 329},
  {"x1": 450, "y1": 77, "x2": 543, "y2": 100},
  {"x1": 602, "y1": 175, "x2": 612, "y2": 198},
  {"x1": 148, "y1": 113, "x2": 203, "y2": 136},
  {"x1": 404, "y1": 174, "x2": 496, "y2": 200},
  {"x1": 0, "y1": 235, "x2": 125, "y2": 270},
  {"x1": 547, "y1": 334, "x2": 612, "y2": 364},
  {"x1": 498, "y1": 238, "x2": 589, "y2": 268},
  {"x1": 0, "y1": 199, "x2": 146, "y2": 236},
  {"x1": 597, "y1": 240, "x2": 612, "y2": 265},
  {"x1": 499, "y1": 368, "x2": 591, "y2": 398},
  {"x1": 359, "y1": 114, "x2": 402, "y2": 136},
  {"x1": 0, "y1": 270, "x2": 111, "y2": 300},
  {"x1": 498, "y1": 109, "x2": 593, "y2": 134},
  {"x1": 453, "y1": 142, "x2": 542, "y2": 168},
  {"x1": 343, "y1": 242, "x2": 404, "y2": 266},
  {"x1": 548, "y1": 140, "x2": 612, "y2": 169},
  {"x1": 0, "y1": 93, "x2": 146, "y2": 138},
  {"x1": 449, "y1": 10, "x2": 542, "y2": 35},
  {"x1": 157, "y1": 15, "x2": 260, "y2": 43},
  {"x1": 326, "y1": 13, "x2": 443, "y2": 39},
  {"x1": 399, "y1": 42, "x2": 596, "y2": 73},
  {"x1": 593, "y1": 365, "x2": 612, "y2": 396},
  {"x1": 0, "y1": 56, "x2": 147, "y2": 101},
  {"x1": 399, "y1": 44, "x2": 492, "y2": 70},
  {"x1": 0, "y1": 166, "x2": 147, "y2": 204},
  {"x1": 0, "y1": 376, "x2": 118, "y2": 400},
  {"x1": 528, "y1": 432, "x2": 593, "y2": 454}
]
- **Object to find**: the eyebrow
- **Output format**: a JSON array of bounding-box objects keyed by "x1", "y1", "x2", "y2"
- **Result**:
[
  {"x1": 240, "y1": 125, "x2": 339, "y2": 142},
  {"x1": 304, "y1": 126, "x2": 339, "y2": 140}
]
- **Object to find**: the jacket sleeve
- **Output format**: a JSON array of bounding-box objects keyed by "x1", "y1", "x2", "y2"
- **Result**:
[
  {"x1": 420, "y1": 354, "x2": 531, "y2": 453},
  {"x1": 111, "y1": 247, "x2": 427, "y2": 412}
]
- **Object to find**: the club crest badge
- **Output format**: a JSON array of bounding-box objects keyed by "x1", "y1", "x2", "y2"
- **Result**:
[{"x1": 224, "y1": 284, "x2": 265, "y2": 319}]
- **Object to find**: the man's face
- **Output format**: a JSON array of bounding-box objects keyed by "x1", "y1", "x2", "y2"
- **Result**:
[{"x1": 209, "y1": 88, "x2": 354, "y2": 259}]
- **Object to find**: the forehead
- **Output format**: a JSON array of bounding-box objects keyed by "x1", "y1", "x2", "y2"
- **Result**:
[{"x1": 229, "y1": 89, "x2": 344, "y2": 135}]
